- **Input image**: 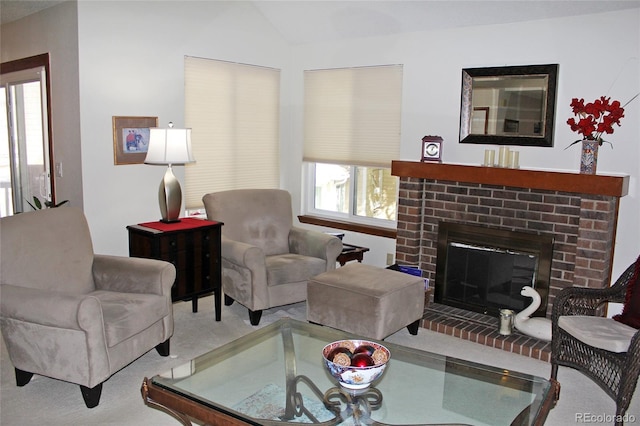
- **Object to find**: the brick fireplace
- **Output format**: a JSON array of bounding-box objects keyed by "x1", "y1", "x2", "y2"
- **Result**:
[{"x1": 392, "y1": 161, "x2": 629, "y2": 361}]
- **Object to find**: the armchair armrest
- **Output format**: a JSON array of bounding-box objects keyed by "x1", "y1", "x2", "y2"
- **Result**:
[
  {"x1": 289, "y1": 227, "x2": 342, "y2": 263},
  {"x1": 0, "y1": 284, "x2": 100, "y2": 331},
  {"x1": 552, "y1": 286, "x2": 617, "y2": 320},
  {"x1": 630, "y1": 330, "x2": 640, "y2": 357},
  {"x1": 552, "y1": 261, "x2": 637, "y2": 322},
  {"x1": 221, "y1": 236, "x2": 266, "y2": 271},
  {"x1": 93, "y1": 255, "x2": 175, "y2": 296},
  {"x1": 220, "y1": 236, "x2": 268, "y2": 306}
]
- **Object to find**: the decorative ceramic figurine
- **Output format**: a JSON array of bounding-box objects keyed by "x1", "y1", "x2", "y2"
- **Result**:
[{"x1": 514, "y1": 286, "x2": 552, "y2": 342}]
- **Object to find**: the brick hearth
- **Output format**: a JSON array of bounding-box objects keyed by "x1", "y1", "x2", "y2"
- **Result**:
[
  {"x1": 422, "y1": 303, "x2": 551, "y2": 362},
  {"x1": 394, "y1": 161, "x2": 629, "y2": 360}
]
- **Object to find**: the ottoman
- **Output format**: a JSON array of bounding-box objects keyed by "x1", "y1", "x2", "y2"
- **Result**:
[{"x1": 307, "y1": 263, "x2": 425, "y2": 340}]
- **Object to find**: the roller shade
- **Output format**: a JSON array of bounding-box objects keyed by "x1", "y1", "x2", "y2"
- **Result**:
[
  {"x1": 184, "y1": 56, "x2": 280, "y2": 209},
  {"x1": 303, "y1": 65, "x2": 403, "y2": 167}
]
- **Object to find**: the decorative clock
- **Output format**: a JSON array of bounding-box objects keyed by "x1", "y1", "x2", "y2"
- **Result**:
[{"x1": 421, "y1": 136, "x2": 443, "y2": 162}]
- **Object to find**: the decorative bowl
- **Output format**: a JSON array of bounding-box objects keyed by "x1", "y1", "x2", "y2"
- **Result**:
[{"x1": 322, "y1": 339, "x2": 390, "y2": 390}]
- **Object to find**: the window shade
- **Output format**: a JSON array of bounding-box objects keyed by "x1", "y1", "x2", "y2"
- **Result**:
[
  {"x1": 184, "y1": 56, "x2": 280, "y2": 209},
  {"x1": 303, "y1": 65, "x2": 403, "y2": 167}
]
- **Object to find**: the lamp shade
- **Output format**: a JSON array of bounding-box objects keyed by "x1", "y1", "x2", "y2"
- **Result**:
[{"x1": 144, "y1": 127, "x2": 195, "y2": 165}]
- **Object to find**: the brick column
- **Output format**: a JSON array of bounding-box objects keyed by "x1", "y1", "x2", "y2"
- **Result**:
[
  {"x1": 396, "y1": 177, "x2": 423, "y2": 266},
  {"x1": 573, "y1": 195, "x2": 618, "y2": 289}
]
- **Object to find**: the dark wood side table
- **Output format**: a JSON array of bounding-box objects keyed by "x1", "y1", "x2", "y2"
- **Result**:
[
  {"x1": 336, "y1": 243, "x2": 370, "y2": 266},
  {"x1": 127, "y1": 218, "x2": 223, "y2": 321}
]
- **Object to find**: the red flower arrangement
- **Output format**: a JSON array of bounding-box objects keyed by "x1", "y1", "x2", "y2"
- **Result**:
[{"x1": 566, "y1": 96, "x2": 625, "y2": 148}]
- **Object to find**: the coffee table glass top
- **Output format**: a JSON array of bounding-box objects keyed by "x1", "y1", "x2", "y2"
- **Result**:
[{"x1": 151, "y1": 318, "x2": 551, "y2": 425}]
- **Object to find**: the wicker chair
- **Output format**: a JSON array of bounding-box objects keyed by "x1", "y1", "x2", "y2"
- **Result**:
[{"x1": 551, "y1": 260, "x2": 640, "y2": 425}]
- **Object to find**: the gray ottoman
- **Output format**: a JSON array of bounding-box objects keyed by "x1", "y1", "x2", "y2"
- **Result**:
[{"x1": 307, "y1": 263, "x2": 425, "y2": 340}]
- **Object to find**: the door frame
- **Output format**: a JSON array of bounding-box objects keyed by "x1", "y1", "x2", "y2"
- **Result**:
[{"x1": 1, "y1": 53, "x2": 56, "y2": 207}]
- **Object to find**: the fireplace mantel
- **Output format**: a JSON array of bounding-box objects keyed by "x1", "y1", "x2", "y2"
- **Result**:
[{"x1": 391, "y1": 161, "x2": 629, "y2": 197}]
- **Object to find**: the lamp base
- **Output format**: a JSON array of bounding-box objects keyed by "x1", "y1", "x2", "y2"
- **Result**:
[
  {"x1": 158, "y1": 165, "x2": 182, "y2": 223},
  {"x1": 159, "y1": 218, "x2": 182, "y2": 224}
]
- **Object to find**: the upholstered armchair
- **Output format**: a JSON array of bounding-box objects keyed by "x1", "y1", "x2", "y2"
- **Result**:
[
  {"x1": 0, "y1": 207, "x2": 175, "y2": 408},
  {"x1": 551, "y1": 257, "x2": 640, "y2": 425},
  {"x1": 202, "y1": 189, "x2": 342, "y2": 325}
]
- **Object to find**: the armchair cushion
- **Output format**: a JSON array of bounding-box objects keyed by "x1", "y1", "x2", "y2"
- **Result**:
[
  {"x1": 613, "y1": 254, "x2": 640, "y2": 328},
  {"x1": 558, "y1": 315, "x2": 637, "y2": 353},
  {"x1": 92, "y1": 290, "x2": 170, "y2": 348},
  {"x1": 265, "y1": 254, "x2": 326, "y2": 286}
]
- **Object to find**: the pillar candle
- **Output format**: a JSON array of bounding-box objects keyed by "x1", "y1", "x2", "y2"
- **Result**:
[
  {"x1": 509, "y1": 151, "x2": 519, "y2": 169},
  {"x1": 498, "y1": 146, "x2": 510, "y2": 167},
  {"x1": 483, "y1": 149, "x2": 495, "y2": 166}
]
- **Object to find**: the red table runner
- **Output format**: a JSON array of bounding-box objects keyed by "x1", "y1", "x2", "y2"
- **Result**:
[{"x1": 139, "y1": 217, "x2": 219, "y2": 232}]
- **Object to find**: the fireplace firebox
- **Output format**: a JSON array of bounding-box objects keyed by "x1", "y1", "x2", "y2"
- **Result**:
[{"x1": 435, "y1": 222, "x2": 553, "y2": 318}]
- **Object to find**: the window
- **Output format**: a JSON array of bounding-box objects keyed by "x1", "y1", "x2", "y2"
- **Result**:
[
  {"x1": 184, "y1": 57, "x2": 280, "y2": 210},
  {"x1": 312, "y1": 163, "x2": 397, "y2": 223},
  {"x1": 303, "y1": 65, "x2": 403, "y2": 227}
]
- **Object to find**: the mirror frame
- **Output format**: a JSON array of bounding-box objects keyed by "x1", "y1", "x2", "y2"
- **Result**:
[{"x1": 459, "y1": 64, "x2": 558, "y2": 147}]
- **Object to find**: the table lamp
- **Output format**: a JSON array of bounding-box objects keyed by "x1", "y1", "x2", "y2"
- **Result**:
[{"x1": 144, "y1": 122, "x2": 195, "y2": 223}]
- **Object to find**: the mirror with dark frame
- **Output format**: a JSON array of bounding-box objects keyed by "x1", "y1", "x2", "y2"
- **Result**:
[{"x1": 459, "y1": 64, "x2": 558, "y2": 147}]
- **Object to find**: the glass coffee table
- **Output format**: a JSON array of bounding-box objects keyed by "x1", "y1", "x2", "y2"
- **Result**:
[{"x1": 141, "y1": 318, "x2": 558, "y2": 425}]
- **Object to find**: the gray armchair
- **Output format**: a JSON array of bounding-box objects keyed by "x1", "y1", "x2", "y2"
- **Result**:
[
  {"x1": 0, "y1": 207, "x2": 175, "y2": 408},
  {"x1": 202, "y1": 189, "x2": 342, "y2": 325}
]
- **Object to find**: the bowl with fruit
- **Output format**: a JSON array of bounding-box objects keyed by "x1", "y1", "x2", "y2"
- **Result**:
[{"x1": 322, "y1": 339, "x2": 390, "y2": 390}]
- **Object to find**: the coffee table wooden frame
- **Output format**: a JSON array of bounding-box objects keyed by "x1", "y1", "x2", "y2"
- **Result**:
[
  {"x1": 141, "y1": 376, "x2": 559, "y2": 426},
  {"x1": 141, "y1": 319, "x2": 560, "y2": 426}
]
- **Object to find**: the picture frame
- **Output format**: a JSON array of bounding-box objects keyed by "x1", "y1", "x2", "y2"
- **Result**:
[
  {"x1": 112, "y1": 116, "x2": 158, "y2": 165},
  {"x1": 459, "y1": 64, "x2": 558, "y2": 147}
]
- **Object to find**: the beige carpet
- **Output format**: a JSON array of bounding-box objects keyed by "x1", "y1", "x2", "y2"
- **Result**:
[{"x1": 1, "y1": 295, "x2": 638, "y2": 425}]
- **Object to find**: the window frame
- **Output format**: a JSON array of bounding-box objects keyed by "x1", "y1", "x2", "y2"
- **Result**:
[{"x1": 303, "y1": 161, "x2": 398, "y2": 230}]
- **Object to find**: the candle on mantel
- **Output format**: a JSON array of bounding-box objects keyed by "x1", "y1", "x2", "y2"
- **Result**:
[
  {"x1": 483, "y1": 149, "x2": 495, "y2": 167},
  {"x1": 498, "y1": 146, "x2": 510, "y2": 167},
  {"x1": 509, "y1": 151, "x2": 519, "y2": 168}
]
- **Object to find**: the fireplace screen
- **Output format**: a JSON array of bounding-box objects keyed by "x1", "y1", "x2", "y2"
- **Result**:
[{"x1": 435, "y1": 222, "x2": 553, "y2": 317}]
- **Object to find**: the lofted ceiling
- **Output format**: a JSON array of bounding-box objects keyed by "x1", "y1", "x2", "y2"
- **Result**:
[
  {"x1": 1, "y1": 0, "x2": 639, "y2": 44},
  {"x1": 252, "y1": 0, "x2": 640, "y2": 45}
]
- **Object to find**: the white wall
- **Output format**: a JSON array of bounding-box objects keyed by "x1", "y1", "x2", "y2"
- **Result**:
[
  {"x1": 3, "y1": 3, "x2": 638, "y2": 280},
  {"x1": 290, "y1": 8, "x2": 640, "y2": 277},
  {"x1": 76, "y1": 1, "x2": 292, "y2": 254}
]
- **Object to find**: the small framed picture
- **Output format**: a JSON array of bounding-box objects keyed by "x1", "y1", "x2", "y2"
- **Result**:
[
  {"x1": 421, "y1": 135, "x2": 443, "y2": 162},
  {"x1": 112, "y1": 116, "x2": 158, "y2": 165}
]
